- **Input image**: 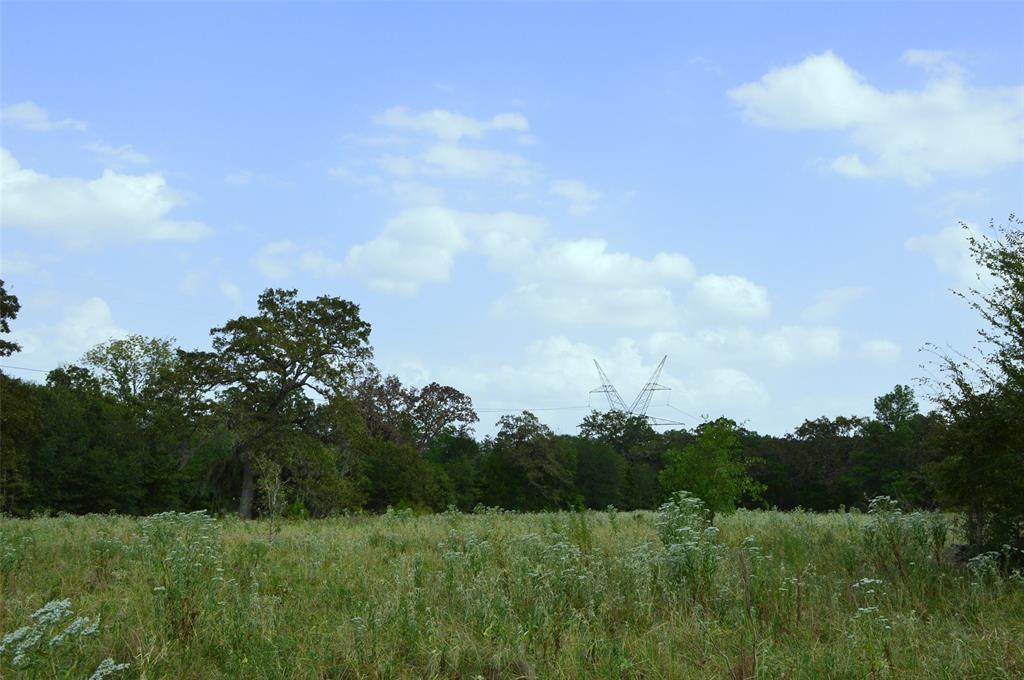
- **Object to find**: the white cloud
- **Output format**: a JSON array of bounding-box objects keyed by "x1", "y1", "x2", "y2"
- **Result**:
[
  {"x1": 861, "y1": 339, "x2": 902, "y2": 362},
  {"x1": 374, "y1": 107, "x2": 528, "y2": 142},
  {"x1": 345, "y1": 207, "x2": 546, "y2": 294},
  {"x1": 83, "y1": 142, "x2": 150, "y2": 165},
  {"x1": 691, "y1": 274, "x2": 771, "y2": 318},
  {"x1": 550, "y1": 179, "x2": 601, "y2": 215},
  {"x1": 11, "y1": 297, "x2": 126, "y2": 372},
  {"x1": 526, "y1": 239, "x2": 695, "y2": 288},
  {"x1": 252, "y1": 241, "x2": 300, "y2": 278},
  {"x1": 179, "y1": 267, "x2": 244, "y2": 304},
  {"x1": 443, "y1": 335, "x2": 769, "y2": 433},
  {"x1": 219, "y1": 281, "x2": 242, "y2": 305},
  {"x1": 2, "y1": 101, "x2": 86, "y2": 132},
  {"x1": 802, "y1": 286, "x2": 867, "y2": 321},
  {"x1": 494, "y1": 239, "x2": 696, "y2": 326},
  {"x1": 391, "y1": 182, "x2": 444, "y2": 205},
  {"x1": 0, "y1": 251, "x2": 45, "y2": 277},
  {"x1": 225, "y1": 170, "x2": 257, "y2": 186},
  {"x1": 729, "y1": 50, "x2": 1024, "y2": 184},
  {"x1": 496, "y1": 284, "x2": 678, "y2": 328},
  {"x1": 648, "y1": 325, "x2": 841, "y2": 367},
  {"x1": 906, "y1": 222, "x2": 985, "y2": 285},
  {"x1": 374, "y1": 145, "x2": 536, "y2": 183},
  {"x1": 420, "y1": 144, "x2": 536, "y2": 183},
  {"x1": 0, "y1": 148, "x2": 210, "y2": 245}
]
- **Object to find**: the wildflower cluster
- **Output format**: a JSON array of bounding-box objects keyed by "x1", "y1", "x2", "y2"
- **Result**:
[
  {"x1": 0, "y1": 598, "x2": 127, "y2": 678},
  {"x1": 137, "y1": 511, "x2": 224, "y2": 640},
  {"x1": 655, "y1": 491, "x2": 721, "y2": 599},
  {"x1": 863, "y1": 496, "x2": 949, "y2": 577},
  {"x1": 849, "y1": 577, "x2": 892, "y2": 637}
]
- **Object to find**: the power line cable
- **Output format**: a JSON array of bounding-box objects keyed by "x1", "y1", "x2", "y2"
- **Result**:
[
  {"x1": 0, "y1": 364, "x2": 50, "y2": 373},
  {"x1": 476, "y1": 405, "x2": 592, "y2": 413}
]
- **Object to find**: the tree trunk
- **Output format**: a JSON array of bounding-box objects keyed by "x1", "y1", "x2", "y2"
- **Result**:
[
  {"x1": 971, "y1": 502, "x2": 984, "y2": 550},
  {"x1": 239, "y1": 455, "x2": 255, "y2": 520}
]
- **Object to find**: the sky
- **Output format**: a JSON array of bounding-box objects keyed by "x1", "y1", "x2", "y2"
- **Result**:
[{"x1": 2, "y1": 2, "x2": 1022, "y2": 437}]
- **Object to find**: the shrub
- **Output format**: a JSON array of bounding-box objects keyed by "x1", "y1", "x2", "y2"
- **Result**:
[{"x1": 654, "y1": 491, "x2": 721, "y2": 599}]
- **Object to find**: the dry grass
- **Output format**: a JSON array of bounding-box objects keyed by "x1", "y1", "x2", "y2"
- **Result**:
[{"x1": 1, "y1": 505, "x2": 1022, "y2": 679}]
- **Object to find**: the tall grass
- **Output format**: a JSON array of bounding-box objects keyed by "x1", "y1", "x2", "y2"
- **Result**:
[{"x1": 1, "y1": 503, "x2": 1021, "y2": 679}]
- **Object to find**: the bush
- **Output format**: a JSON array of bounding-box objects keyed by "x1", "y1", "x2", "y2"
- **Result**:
[{"x1": 654, "y1": 491, "x2": 721, "y2": 600}]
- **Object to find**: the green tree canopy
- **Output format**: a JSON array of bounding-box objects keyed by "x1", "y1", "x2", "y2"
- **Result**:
[
  {"x1": 190, "y1": 288, "x2": 373, "y2": 518},
  {"x1": 659, "y1": 417, "x2": 763, "y2": 515},
  {"x1": 0, "y1": 279, "x2": 22, "y2": 357}
]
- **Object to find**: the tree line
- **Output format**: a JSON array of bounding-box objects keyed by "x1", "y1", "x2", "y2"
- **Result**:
[{"x1": 0, "y1": 216, "x2": 1020, "y2": 554}]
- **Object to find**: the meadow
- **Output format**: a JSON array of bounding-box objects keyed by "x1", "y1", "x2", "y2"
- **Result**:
[{"x1": 1, "y1": 497, "x2": 1022, "y2": 680}]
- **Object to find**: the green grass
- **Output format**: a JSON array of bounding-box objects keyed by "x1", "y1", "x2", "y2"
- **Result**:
[{"x1": 1, "y1": 505, "x2": 1022, "y2": 679}]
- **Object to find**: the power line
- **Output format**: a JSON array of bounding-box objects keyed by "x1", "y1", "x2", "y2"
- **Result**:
[
  {"x1": 665, "y1": 403, "x2": 700, "y2": 421},
  {"x1": 476, "y1": 405, "x2": 591, "y2": 413},
  {"x1": 0, "y1": 364, "x2": 50, "y2": 373}
]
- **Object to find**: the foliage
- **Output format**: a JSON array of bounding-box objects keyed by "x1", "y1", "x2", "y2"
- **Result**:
[
  {"x1": 927, "y1": 216, "x2": 1024, "y2": 553},
  {"x1": 574, "y1": 438, "x2": 627, "y2": 509},
  {"x1": 659, "y1": 418, "x2": 763, "y2": 514},
  {"x1": 0, "y1": 279, "x2": 21, "y2": 357},
  {"x1": 0, "y1": 598, "x2": 128, "y2": 679},
  {"x1": 482, "y1": 412, "x2": 577, "y2": 511},
  {"x1": 654, "y1": 491, "x2": 721, "y2": 599},
  {"x1": 190, "y1": 288, "x2": 374, "y2": 518}
]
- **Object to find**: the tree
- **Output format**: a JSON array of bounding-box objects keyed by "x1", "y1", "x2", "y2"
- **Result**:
[
  {"x1": 351, "y1": 368, "x2": 417, "y2": 445},
  {"x1": 792, "y1": 415, "x2": 864, "y2": 508},
  {"x1": 350, "y1": 370, "x2": 478, "y2": 453},
  {"x1": 0, "y1": 374, "x2": 42, "y2": 513},
  {"x1": 0, "y1": 279, "x2": 21, "y2": 357},
  {"x1": 412, "y1": 382, "x2": 478, "y2": 453},
  {"x1": 579, "y1": 410, "x2": 656, "y2": 461},
  {"x1": 483, "y1": 412, "x2": 577, "y2": 511},
  {"x1": 874, "y1": 384, "x2": 919, "y2": 431},
  {"x1": 928, "y1": 216, "x2": 1024, "y2": 551},
  {"x1": 427, "y1": 433, "x2": 483, "y2": 511},
  {"x1": 659, "y1": 418, "x2": 763, "y2": 515},
  {"x1": 580, "y1": 410, "x2": 662, "y2": 509},
  {"x1": 574, "y1": 438, "x2": 627, "y2": 509},
  {"x1": 82, "y1": 335, "x2": 177, "y2": 405},
  {"x1": 193, "y1": 288, "x2": 373, "y2": 518}
]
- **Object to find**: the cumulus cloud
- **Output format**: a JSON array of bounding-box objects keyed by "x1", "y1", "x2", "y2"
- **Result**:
[
  {"x1": 526, "y1": 240, "x2": 695, "y2": 288},
  {"x1": 252, "y1": 240, "x2": 345, "y2": 281},
  {"x1": 496, "y1": 283, "x2": 678, "y2": 328},
  {"x1": 494, "y1": 239, "x2": 696, "y2": 326},
  {"x1": 0, "y1": 251, "x2": 47, "y2": 277},
  {"x1": 0, "y1": 148, "x2": 209, "y2": 245},
  {"x1": 443, "y1": 335, "x2": 769, "y2": 433},
  {"x1": 178, "y1": 265, "x2": 244, "y2": 305},
  {"x1": 861, "y1": 339, "x2": 902, "y2": 361},
  {"x1": 376, "y1": 145, "x2": 537, "y2": 183},
  {"x1": 345, "y1": 207, "x2": 546, "y2": 294},
  {"x1": 550, "y1": 179, "x2": 601, "y2": 215},
  {"x1": 11, "y1": 297, "x2": 126, "y2": 372},
  {"x1": 2, "y1": 101, "x2": 86, "y2": 132},
  {"x1": 729, "y1": 50, "x2": 1024, "y2": 184},
  {"x1": 83, "y1": 142, "x2": 150, "y2": 165},
  {"x1": 691, "y1": 274, "x2": 771, "y2": 319},
  {"x1": 648, "y1": 325, "x2": 841, "y2": 367},
  {"x1": 802, "y1": 286, "x2": 867, "y2": 321},
  {"x1": 332, "y1": 105, "x2": 771, "y2": 333},
  {"x1": 421, "y1": 144, "x2": 536, "y2": 183},
  {"x1": 374, "y1": 107, "x2": 528, "y2": 142},
  {"x1": 906, "y1": 222, "x2": 986, "y2": 285}
]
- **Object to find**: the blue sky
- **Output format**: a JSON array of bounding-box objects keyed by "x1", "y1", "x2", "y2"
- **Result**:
[{"x1": 2, "y1": 2, "x2": 1022, "y2": 435}]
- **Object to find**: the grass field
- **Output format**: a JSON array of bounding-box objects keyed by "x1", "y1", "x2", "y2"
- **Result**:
[{"x1": 2, "y1": 499, "x2": 1022, "y2": 679}]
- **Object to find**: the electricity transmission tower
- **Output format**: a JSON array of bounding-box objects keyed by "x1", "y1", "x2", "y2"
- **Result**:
[
  {"x1": 589, "y1": 355, "x2": 682, "y2": 427},
  {"x1": 591, "y1": 360, "x2": 629, "y2": 412}
]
